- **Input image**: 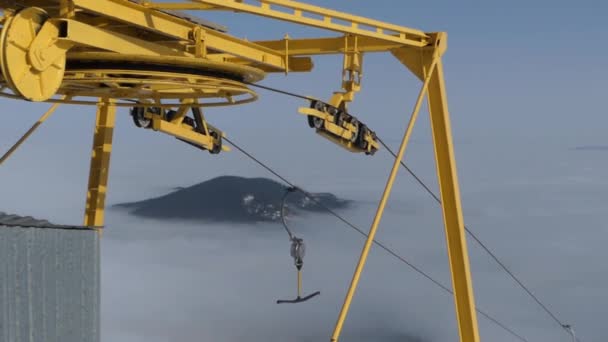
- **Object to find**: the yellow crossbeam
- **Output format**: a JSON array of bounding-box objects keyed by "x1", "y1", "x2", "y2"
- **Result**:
[
  {"x1": 29, "y1": 18, "x2": 190, "y2": 71},
  {"x1": 152, "y1": 118, "x2": 224, "y2": 151},
  {"x1": 71, "y1": 0, "x2": 297, "y2": 71},
  {"x1": 254, "y1": 36, "x2": 403, "y2": 56},
  {"x1": 150, "y1": 0, "x2": 429, "y2": 47}
]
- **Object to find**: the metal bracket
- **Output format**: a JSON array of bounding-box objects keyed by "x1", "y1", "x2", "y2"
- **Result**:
[
  {"x1": 190, "y1": 25, "x2": 207, "y2": 58},
  {"x1": 341, "y1": 35, "x2": 362, "y2": 103},
  {"x1": 29, "y1": 18, "x2": 191, "y2": 72}
]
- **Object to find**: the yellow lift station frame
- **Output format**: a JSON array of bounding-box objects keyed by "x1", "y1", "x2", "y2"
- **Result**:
[{"x1": 0, "y1": 1, "x2": 480, "y2": 341}]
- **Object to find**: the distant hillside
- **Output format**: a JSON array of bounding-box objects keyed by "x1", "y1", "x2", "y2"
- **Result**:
[
  {"x1": 114, "y1": 176, "x2": 351, "y2": 223},
  {"x1": 573, "y1": 145, "x2": 608, "y2": 151}
]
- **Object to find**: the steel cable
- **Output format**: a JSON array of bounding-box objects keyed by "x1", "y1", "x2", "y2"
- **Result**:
[
  {"x1": 377, "y1": 138, "x2": 573, "y2": 338},
  {"x1": 224, "y1": 136, "x2": 530, "y2": 342},
  {"x1": 241, "y1": 81, "x2": 578, "y2": 341}
]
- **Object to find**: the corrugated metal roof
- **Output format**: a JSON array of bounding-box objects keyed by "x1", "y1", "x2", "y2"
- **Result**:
[
  {"x1": 0, "y1": 212, "x2": 95, "y2": 230},
  {"x1": 0, "y1": 222, "x2": 100, "y2": 342}
]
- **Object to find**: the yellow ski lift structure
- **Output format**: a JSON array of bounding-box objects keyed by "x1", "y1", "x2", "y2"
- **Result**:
[{"x1": 0, "y1": 1, "x2": 480, "y2": 341}]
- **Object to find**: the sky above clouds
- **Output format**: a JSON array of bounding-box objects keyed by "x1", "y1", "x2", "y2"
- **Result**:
[{"x1": 0, "y1": 0, "x2": 607, "y2": 341}]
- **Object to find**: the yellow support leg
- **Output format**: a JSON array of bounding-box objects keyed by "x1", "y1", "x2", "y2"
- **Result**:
[
  {"x1": 330, "y1": 58, "x2": 438, "y2": 342},
  {"x1": 84, "y1": 99, "x2": 116, "y2": 227},
  {"x1": 0, "y1": 101, "x2": 63, "y2": 166},
  {"x1": 393, "y1": 32, "x2": 480, "y2": 342},
  {"x1": 427, "y1": 59, "x2": 480, "y2": 342}
]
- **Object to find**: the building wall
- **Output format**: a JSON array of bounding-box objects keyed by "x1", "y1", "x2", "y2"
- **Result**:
[{"x1": 0, "y1": 226, "x2": 100, "y2": 342}]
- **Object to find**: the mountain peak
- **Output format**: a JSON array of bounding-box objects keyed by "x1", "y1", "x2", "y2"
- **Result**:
[{"x1": 114, "y1": 176, "x2": 350, "y2": 223}]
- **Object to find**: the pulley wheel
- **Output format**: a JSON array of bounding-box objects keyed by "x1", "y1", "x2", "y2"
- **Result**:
[
  {"x1": 209, "y1": 131, "x2": 222, "y2": 154},
  {"x1": 349, "y1": 118, "x2": 360, "y2": 143},
  {"x1": 312, "y1": 116, "x2": 324, "y2": 129},
  {"x1": 0, "y1": 7, "x2": 66, "y2": 101},
  {"x1": 130, "y1": 107, "x2": 153, "y2": 128}
]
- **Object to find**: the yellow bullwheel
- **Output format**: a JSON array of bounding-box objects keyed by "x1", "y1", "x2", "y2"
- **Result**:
[{"x1": 0, "y1": 7, "x2": 66, "y2": 101}]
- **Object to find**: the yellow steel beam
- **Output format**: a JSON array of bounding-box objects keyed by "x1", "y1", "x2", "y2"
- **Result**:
[
  {"x1": 29, "y1": 18, "x2": 190, "y2": 71},
  {"x1": 393, "y1": 32, "x2": 481, "y2": 342},
  {"x1": 144, "y1": 2, "x2": 217, "y2": 10},
  {"x1": 150, "y1": 0, "x2": 429, "y2": 47},
  {"x1": 0, "y1": 101, "x2": 63, "y2": 166},
  {"x1": 206, "y1": 35, "x2": 399, "y2": 72},
  {"x1": 151, "y1": 118, "x2": 230, "y2": 152},
  {"x1": 84, "y1": 99, "x2": 116, "y2": 227},
  {"x1": 330, "y1": 56, "x2": 439, "y2": 342},
  {"x1": 58, "y1": 19, "x2": 191, "y2": 56},
  {"x1": 204, "y1": 53, "x2": 313, "y2": 72},
  {"x1": 426, "y1": 58, "x2": 480, "y2": 342},
  {"x1": 71, "y1": 0, "x2": 301, "y2": 71},
  {"x1": 168, "y1": 100, "x2": 192, "y2": 125},
  {"x1": 253, "y1": 36, "x2": 403, "y2": 56},
  {"x1": 59, "y1": 0, "x2": 75, "y2": 18}
]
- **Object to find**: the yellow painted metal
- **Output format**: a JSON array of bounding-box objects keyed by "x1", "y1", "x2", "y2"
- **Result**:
[
  {"x1": 168, "y1": 100, "x2": 193, "y2": 125},
  {"x1": 297, "y1": 107, "x2": 378, "y2": 154},
  {"x1": 427, "y1": 59, "x2": 481, "y2": 342},
  {"x1": 341, "y1": 36, "x2": 362, "y2": 103},
  {"x1": 151, "y1": 117, "x2": 229, "y2": 152},
  {"x1": 299, "y1": 107, "x2": 355, "y2": 139},
  {"x1": 59, "y1": 0, "x2": 75, "y2": 18},
  {"x1": 161, "y1": 0, "x2": 429, "y2": 47},
  {"x1": 27, "y1": 17, "x2": 73, "y2": 72},
  {"x1": 0, "y1": 64, "x2": 260, "y2": 107},
  {"x1": 391, "y1": 45, "x2": 427, "y2": 81},
  {"x1": 298, "y1": 92, "x2": 379, "y2": 154},
  {"x1": 57, "y1": 19, "x2": 191, "y2": 57},
  {"x1": 191, "y1": 25, "x2": 206, "y2": 58},
  {"x1": 21, "y1": 15, "x2": 198, "y2": 99},
  {"x1": 255, "y1": 36, "x2": 404, "y2": 56},
  {"x1": 0, "y1": 100, "x2": 64, "y2": 166},
  {"x1": 204, "y1": 54, "x2": 313, "y2": 73},
  {"x1": 0, "y1": 2, "x2": 481, "y2": 340},
  {"x1": 189, "y1": 101, "x2": 213, "y2": 137},
  {"x1": 66, "y1": 52, "x2": 266, "y2": 83},
  {"x1": 0, "y1": 7, "x2": 65, "y2": 101},
  {"x1": 59, "y1": 68, "x2": 257, "y2": 105},
  {"x1": 392, "y1": 33, "x2": 481, "y2": 342},
  {"x1": 70, "y1": 0, "x2": 194, "y2": 39},
  {"x1": 145, "y1": 2, "x2": 217, "y2": 11},
  {"x1": 29, "y1": 18, "x2": 191, "y2": 70},
  {"x1": 330, "y1": 57, "x2": 439, "y2": 342},
  {"x1": 84, "y1": 99, "x2": 116, "y2": 227},
  {"x1": 71, "y1": 0, "x2": 301, "y2": 72},
  {"x1": 313, "y1": 130, "x2": 369, "y2": 154}
]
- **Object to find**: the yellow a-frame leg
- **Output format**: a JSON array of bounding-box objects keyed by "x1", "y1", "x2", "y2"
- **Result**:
[
  {"x1": 427, "y1": 60, "x2": 480, "y2": 342},
  {"x1": 330, "y1": 56, "x2": 438, "y2": 342},
  {"x1": 84, "y1": 99, "x2": 116, "y2": 227},
  {"x1": 332, "y1": 33, "x2": 480, "y2": 342},
  {"x1": 395, "y1": 33, "x2": 481, "y2": 342}
]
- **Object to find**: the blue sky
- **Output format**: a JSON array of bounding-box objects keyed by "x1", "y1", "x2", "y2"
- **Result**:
[{"x1": 0, "y1": 1, "x2": 607, "y2": 341}]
